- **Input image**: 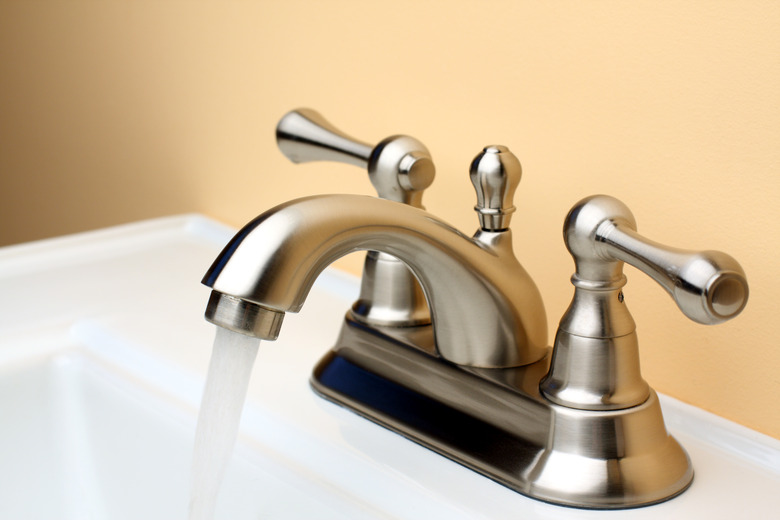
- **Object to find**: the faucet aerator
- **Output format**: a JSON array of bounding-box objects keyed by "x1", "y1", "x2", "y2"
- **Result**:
[{"x1": 205, "y1": 290, "x2": 285, "y2": 341}]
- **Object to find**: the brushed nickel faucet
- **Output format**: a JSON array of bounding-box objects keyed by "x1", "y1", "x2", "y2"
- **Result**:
[{"x1": 202, "y1": 109, "x2": 748, "y2": 509}]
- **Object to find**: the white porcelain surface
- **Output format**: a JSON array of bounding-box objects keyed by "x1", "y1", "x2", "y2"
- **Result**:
[{"x1": 0, "y1": 215, "x2": 778, "y2": 519}]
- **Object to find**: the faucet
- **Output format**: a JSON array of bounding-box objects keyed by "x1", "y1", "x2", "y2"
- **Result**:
[{"x1": 202, "y1": 109, "x2": 749, "y2": 509}]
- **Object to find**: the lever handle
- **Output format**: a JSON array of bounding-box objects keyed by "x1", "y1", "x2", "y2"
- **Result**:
[
  {"x1": 564, "y1": 195, "x2": 748, "y2": 325},
  {"x1": 542, "y1": 194, "x2": 749, "y2": 411},
  {"x1": 276, "y1": 108, "x2": 434, "y2": 328},
  {"x1": 276, "y1": 108, "x2": 373, "y2": 168},
  {"x1": 276, "y1": 108, "x2": 434, "y2": 206}
]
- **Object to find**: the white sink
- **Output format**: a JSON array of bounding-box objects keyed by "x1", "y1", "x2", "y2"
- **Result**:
[{"x1": 1, "y1": 215, "x2": 778, "y2": 519}]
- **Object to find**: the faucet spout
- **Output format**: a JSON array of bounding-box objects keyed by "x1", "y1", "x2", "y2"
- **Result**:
[{"x1": 203, "y1": 194, "x2": 547, "y2": 367}]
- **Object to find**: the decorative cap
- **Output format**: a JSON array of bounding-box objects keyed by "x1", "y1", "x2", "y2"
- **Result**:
[{"x1": 469, "y1": 145, "x2": 522, "y2": 231}]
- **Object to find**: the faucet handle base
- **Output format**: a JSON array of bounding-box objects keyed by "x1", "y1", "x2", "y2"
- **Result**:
[
  {"x1": 311, "y1": 316, "x2": 693, "y2": 509},
  {"x1": 350, "y1": 251, "x2": 431, "y2": 327}
]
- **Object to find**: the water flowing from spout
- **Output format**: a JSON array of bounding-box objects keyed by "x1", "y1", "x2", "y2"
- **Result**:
[{"x1": 189, "y1": 327, "x2": 260, "y2": 520}]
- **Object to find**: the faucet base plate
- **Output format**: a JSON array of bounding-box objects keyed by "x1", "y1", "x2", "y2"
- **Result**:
[{"x1": 311, "y1": 317, "x2": 693, "y2": 510}]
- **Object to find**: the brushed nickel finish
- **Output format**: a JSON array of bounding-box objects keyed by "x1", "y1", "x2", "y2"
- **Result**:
[
  {"x1": 276, "y1": 108, "x2": 373, "y2": 169},
  {"x1": 276, "y1": 108, "x2": 433, "y2": 327},
  {"x1": 202, "y1": 109, "x2": 749, "y2": 509},
  {"x1": 561, "y1": 195, "x2": 748, "y2": 325},
  {"x1": 204, "y1": 291, "x2": 284, "y2": 340},
  {"x1": 311, "y1": 316, "x2": 693, "y2": 509},
  {"x1": 276, "y1": 108, "x2": 435, "y2": 207},
  {"x1": 469, "y1": 145, "x2": 520, "y2": 231},
  {"x1": 203, "y1": 194, "x2": 548, "y2": 368},
  {"x1": 541, "y1": 195, "x2": 749, "y2": 411}
]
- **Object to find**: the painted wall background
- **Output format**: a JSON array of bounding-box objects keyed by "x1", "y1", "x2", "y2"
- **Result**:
[{"x1": 1, "y1": 1, "x2": 778, "y2": 438}]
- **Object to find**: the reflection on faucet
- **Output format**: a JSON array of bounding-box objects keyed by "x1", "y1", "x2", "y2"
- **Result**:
[{"x1": 201, "y1": 109, "x2": 748, "y2": 509}]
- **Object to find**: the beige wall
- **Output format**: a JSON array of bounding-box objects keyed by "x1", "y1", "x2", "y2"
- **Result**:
[{"x1": 1, "y1": 1, "x2": 778, "y2": 438}]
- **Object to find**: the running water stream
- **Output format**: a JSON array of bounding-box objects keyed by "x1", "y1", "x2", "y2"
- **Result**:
[{"x1": 189, "y1": 327, "x2": 261, "y2": 520}]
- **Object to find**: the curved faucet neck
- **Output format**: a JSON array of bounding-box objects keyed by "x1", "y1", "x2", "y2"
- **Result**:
[{"x1": 203, "y1": 194, "x2": 547, "y2": 368}]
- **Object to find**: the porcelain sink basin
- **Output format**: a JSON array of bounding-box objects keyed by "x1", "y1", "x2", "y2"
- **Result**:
[
  {"x1": 0, "y1": 348, "x2": 198, "y2": 519},
  {"x1": 0, "y1": 215, "x2": 778, "y2": 519},
  {"x1": 0, "y1": 335, "x2": 373, "y2": 519}
]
